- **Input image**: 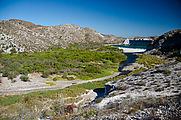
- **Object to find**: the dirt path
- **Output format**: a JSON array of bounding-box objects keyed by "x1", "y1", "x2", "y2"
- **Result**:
[{"x1": 0, "y1": 72, "x2": 121, "y2": 95}]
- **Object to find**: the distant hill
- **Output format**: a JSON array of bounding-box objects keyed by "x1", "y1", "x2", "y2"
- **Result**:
[
  {"x1": 0, "y1": 19, "x2": 124, "y2": 53},
  {"x1": 129, "y1": 36, "x2": 158, "y2": 40}
]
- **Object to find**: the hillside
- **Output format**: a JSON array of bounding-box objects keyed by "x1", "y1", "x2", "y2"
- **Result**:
[
  {"x1": 0, "y1": 19, "x2": 121, "y2": 53},
  {"x1": 148, "y1": 29, "x2": 181, "y2": 56}
]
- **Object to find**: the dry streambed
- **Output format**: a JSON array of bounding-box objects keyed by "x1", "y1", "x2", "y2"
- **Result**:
[{"x1": 0, "y1": 72, "x2": 120, "y2": 95}]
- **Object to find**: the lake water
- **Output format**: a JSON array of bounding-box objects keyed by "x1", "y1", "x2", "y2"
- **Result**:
[{"x1": 112, "y1": 40, "x2": 152, "y2": 53}]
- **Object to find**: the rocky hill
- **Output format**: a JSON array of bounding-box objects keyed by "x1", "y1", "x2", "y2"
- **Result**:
[
  {"x1": 102, "y1": 34, "x2": 126, "y2": 44},
  {"x1": 147, "y1": 29, "x2": 181, "y2": 56},
  {"x1": 94, "y1": 62, "x2": 181, "y2": 119},
  {"x1": 0, "y1": 19, "x2": 120, "y2": 53}
]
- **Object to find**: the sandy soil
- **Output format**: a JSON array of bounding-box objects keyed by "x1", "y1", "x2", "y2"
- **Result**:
[
  {"x1": 118, "y1": 47, "x2": 146, "y2": 53},
  {"x1": 0, "y1": 72, "x2": 121, "y2": 95}
]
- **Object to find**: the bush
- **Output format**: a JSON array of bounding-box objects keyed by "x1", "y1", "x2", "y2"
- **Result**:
[
  {"x1": 2, "y1": 70, "x2": 8, "y2": 77},
  {"x1": 19, "y1": 69, "x2": 28, "y2": 75},
  {"x1": 62, "y1": 73, "x2": 68, "y2": 79},
  {"x1": 0, "y1": 46, "x2": 127, "y2": 80},
  {"x1": 81, "y1": 110, "x2": 97, "y2": 118},
  {"x1": 51, "y1": 95, "x2": 64, "y2": 115},
  {"x1": 20, "y1": 75, "x2": 29, "y2": 82},
  {"x1": 84, "y1": 66, "x2": 101, "y2": 73},
  {"x1": 7, "y1": 72, "x2": 18, "y2": 80},
  {"x1": 136, "y1": 54, "x2": 166, "y2": 68},
  {"x1": 41, "y1": 70, "x2": 50, "y2": 78}
]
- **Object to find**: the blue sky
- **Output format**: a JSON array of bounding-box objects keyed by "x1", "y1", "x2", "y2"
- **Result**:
[{"x1": 0, "y1": 0, "x2": 181, "y2": 38}]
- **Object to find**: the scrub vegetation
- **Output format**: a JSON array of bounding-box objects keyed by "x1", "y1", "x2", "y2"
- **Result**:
[
  {"x1": 136, "y1": 54, "x2": 166, "y2": 68},
  {"x1": 0, "y1": 45, "x2": 126, "y2": 80},
  {"x1": 0, "y1": 65, "x2": 150, "y2": 119}
]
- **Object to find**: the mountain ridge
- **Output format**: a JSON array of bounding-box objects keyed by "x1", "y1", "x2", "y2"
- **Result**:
[{"x1": 0, "y1": 19, "x2": 125, "y2": 53}]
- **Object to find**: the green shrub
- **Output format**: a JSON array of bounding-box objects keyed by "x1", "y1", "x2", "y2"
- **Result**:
[
  {"x1": 102, "y1": 60, "x2": 112, "y2": 65},
  {"x1": 82, "y1": 110, "x2": 97, "y2": 118},
  {"x1": 84, "y1": 66, "x2": 101, "y2": 73},
  {"x1": 51, "y1": 96, "x2": 64, "y2": 115},
  {"x1": 41, "y1": 70, "x2": 50, "y2": 78},
  {"x1": 20, "y1": 75, "x2": 29, "y2": 82},
  {"x1": 136, "y1": 54, "x2": 166, "y2": 68},
  {"x1": 2, "y1": 70, "x2": 8, "y2": 77},
  {"x1": 0, "y1": 53, "x2": 2, "y2": 58},
  {"x1": 0, "y1": 46, "x2": 126, "y2": 80},
  {"x1": 62, "y1": 73, "x2": 68, "y2": 79},
  {"x1": 19, "y1": 69, "x2": 28, "y2": 75},
  {"x1": 7, "y1": 72, "x2": 18, "y2": 80}
]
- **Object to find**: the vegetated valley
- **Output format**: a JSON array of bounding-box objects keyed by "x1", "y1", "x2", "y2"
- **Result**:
[
  {"x1": 0, "y1": 20, "x2": 181, "y2": 120},
  {"x1": 0, "y1": 45, "x2": 126, "y2": 81}
]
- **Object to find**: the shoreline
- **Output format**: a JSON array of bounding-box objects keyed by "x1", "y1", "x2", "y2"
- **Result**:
[{"x1": 118, "y1": 47, "x2": 146, "y2": 53}]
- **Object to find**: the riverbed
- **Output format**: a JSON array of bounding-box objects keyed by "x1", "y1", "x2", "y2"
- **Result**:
[{"x1": 93, "y1": 52, "x2": 139, "y2": 99}]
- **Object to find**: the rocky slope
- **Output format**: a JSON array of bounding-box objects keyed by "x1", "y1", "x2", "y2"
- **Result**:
[
  {"x1": 0, "y1": 19, "x2": 120, "y2": 53},
  {"x1": 102, "y1": 34, "x2": 126, "y2": 44},
  {"x1": 92, "y1": 61, "x2": 181, "y2": 119},
  {"x1": 89, "y1": 30, "x2": 181, "y2": 119},
  {"x1": 147, "y1": 29, "x2": 181, "y2": 55}
]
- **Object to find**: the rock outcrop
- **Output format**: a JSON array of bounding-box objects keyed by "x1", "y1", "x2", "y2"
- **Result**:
[
  {"x1": 94, "y1": 62, "x2": 181, "y2": 119},
  {"x1": 147, "y1": 29, "x2": 181, "y2": 55},
  {"x1": 0, "y1": 19, "x2": 121, "y2": 53},
  {"x1": 98, "y1": 62, "x2": 181, "y2": 108}
]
